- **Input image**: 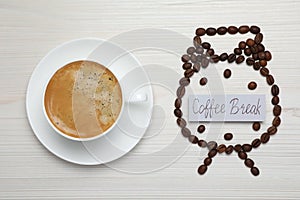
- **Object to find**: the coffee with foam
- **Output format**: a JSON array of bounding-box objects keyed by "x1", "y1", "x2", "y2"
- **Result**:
[{"x1": 44, "y1": 60, "x2": 122, "y2": 139}]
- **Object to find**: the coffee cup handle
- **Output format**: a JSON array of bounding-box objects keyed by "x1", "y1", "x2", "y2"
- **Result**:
[{"x1": 127, "y1": 93, "x2": 148, "y2": 103}]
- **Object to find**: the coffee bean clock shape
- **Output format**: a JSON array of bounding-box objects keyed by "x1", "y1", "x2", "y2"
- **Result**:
[{"x1": 174, "y1": 25, "x2": 281, "y2": 176}]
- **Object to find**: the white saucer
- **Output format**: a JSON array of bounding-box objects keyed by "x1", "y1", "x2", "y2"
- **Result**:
[{"x1": 26, "y1": 38, "x2": 153, "y2": 165}]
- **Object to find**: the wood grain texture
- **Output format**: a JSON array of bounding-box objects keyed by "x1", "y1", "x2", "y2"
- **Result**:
[{"x1": 1, "y1": 0, "x2": 300, "y2": 199}]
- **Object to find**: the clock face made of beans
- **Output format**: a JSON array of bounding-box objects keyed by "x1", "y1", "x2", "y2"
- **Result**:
[{"x1": 174, "y1": 25, "x2": 281, "y2": 176}]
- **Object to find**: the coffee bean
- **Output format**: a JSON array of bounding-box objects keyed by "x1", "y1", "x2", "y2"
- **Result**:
[
  {"x1": 210, "y1": 55, "x2": 219, "y2": 63},
  {"x1": 202, "y1": 42, "x2": 211, "y2": 49},
  {"x1": 224, "y1": 133, "x2": 233, "y2": 141},
  {"x1": 181, "y1": 54, "x2": 190, "y2": 62},
  {"x1": 273, "y1": 105, "x2": 282, "y2": 116},
  {"x1": 206, "y1": 27, "x2": 217, "y2": 36},
  {"x1": 255, "y1": 46, "x2": 261, "y2": 54},
  {"x1": 244, "y1": 158, "x2": 254, "y2": 168},
  {"x1": 252, "y1": 122, "x2": 261, "y2": 131},
  {"x1": 248, "y1": 81, "x2": 257, "y2": 90},
  {"x1": 190, "y1": 54, "x2": 197, "y2": 63},
  {"x1": 251, "y1": 167, "x2": 260, "y2": 176},
  {"x1": 253, "y1": 62, "x2": 261, "y2": 70},
  {"x1": 251, "y1": 138, "x2": 261, "y2": 148},
  {"x1": 253, "y1": 46, "x2": 260, "y2": 53},
  {"x1": 235, "y1": 145, "x2": 244, "y2": 153},
  {"x1": 254, "y1": 33, "x2": 263, "y2": 44},
  {"x1": 228, "y1": 53, "x2": 236, "y2": 63},
  {"x1": 176, "y1": 118, "x2": 186, "y2": 128},
  {"x1": 206, "y1": 49, "x2": 215, "y2": 56},
  {"x1": 200, "y1": 53, "x2": 207, "y2": 59},
  {"x1": 196, "y1": 28, "x2": 206, "y2": 36},
  {"x1": 207, "y1": 141, "x2": 217, "y2": 150},
  {"x1": 197, "y1": 124, "x2": 205, "y2": 133},
  {"x1": 195, "y1": 47, "x2": 204, "y2": 54},
  {"x1": 260, "y1": 67, "x2": 269, "y2": 76},
  {"x1": 225, "y1": 145, "x2": 234, "y2": 154},
  {"x1": 236, "y1": 55, "x2": 245, "y2": 64},
  {"x1": 198, "y1": 165, "x2": 207, "y2": 175},
  {"x1": 189, "y1": 135, "x2": 199, "y2": 144},
  {"x1": 217, "y1": 26, "x2": 227, "y2": 35},
  {"x1": 234, "y1": 48, "x2": 242, "y2": 55},
  {"x1": 184, "y1": 68, "x2": 194, "y2": 78},
  {"x1": 253, "y1": 46, "x2": 259, "y2": 54},
  {"x1": 250, "y1": 45, "x2": 258, "y2": 55},
  {"x1": 242, "y1": 144, "x2": 252, "y2": 152},
  {"x1": 246, "y1": 58, "x2": 255, "y2": 66},
  {"x1": 250, "y1": 45, "x2": 257, "y2": 53},
  {"x1": 207, "y1": 52, "x2": 215, "y2": 59},
  {"x1": 223, "y1": 69, "x2": 232, "y2": 79},
  {"x1": 208, "y1": 149, "x2": 218, "y2": 158},
  {"x1": 239, "y1": 41, "x2": 247, "y2": 49},
  {"x1": 201, "y1": 58, "x2": 209, "y2": 68},
  {"x1": 257, "y1": 44, "x2": 265, "y2": 52},
  {"x1": 204, "y1": 157, "x2": 212, "y2": 166},
  {"x1": 193, "y1": 63, "x2": 201, "y2": 72},
  {"x1": 196, "y1": 55, "x2": 203, "y2": 62},
  {"x1": 244, "y1": 48, "x2": 252, "y2": 56},
  {"x1": 258, "y1": 52, "x2": 266, "y2": 60},
  {"x1": 265, "y1": 51, "x2": 272, "y2": 61},
  {"x1": 176, "y1": 86, "x2": 185, "y2": 98},
  {"x1": 260, "y1": 132, "x2": 270, "y2": 143},
  {"x1": 239, "y1": 25, "x2": 249, "y2": 34},
  {"x1": 254, "y1": 53, "x2": 262, "y2": 61},
  {"x1": 251, "y1": 47, "x2": 258, "y2": 55},
  {"x1": 252, "y1": 53, "x2": 259, "y2": 60},
  {"x1": 246, "y1": 38, "x2": 255, "y2": 47},
  {"x1": 259, "y1": 59, "x2": 267, "y2": 67},
  {"x1": 272, "y1": 96, "x2": 280, "y2": 105},
  {"x1": 217, "y1": 144, "x2": 226, "y2": 153},
  {"x1": 256, "y1": 46, "x2": 262, "y2": 54},
  {"x1": 199, "y1": 77, "x2": 208, "y2": 85},
  {"x1": 266, "y1": 75, "x2": 275, "y2": 85},
  {"x1": 228, "y1": 26, "x2": 238, "y2": 34},
  {"x1": 174, "y1": 108, "x2": 182, "y2": 118},
  {"x1": 193, "y1": 36, "x2": 202, "y2": 47},
  {"x1": 272, "y1": 116, "x2": 281, "y2": 127},
  {"x1": 179, "y1": 77, "x2": 190, "y2": 86},
  {"x1": 187, "y1": 46, "x2": 196, "y2": 54},
  {"x1": 181, "y1": 127, "x2": 191, "y2": 137},
  {"x1": 250, "y1": 25, "x2": 260, "y2": 34},
  {"x1": 182, "y1": 63, "x2": 192, "y2": 70},
  {"x1": 198, "y1": 139, "x2": 207, "y2": 148},
  {"x1": 267, "y1": 126, "x2": 277, "y2": 135},
  {"x1": 255, "y1": 43, "x2": 265, "y2": 53},
  {"x1": 252, "y1": 48, "x2": 258, "y2": 55},
  {"x1": 174, "y1": 98, "x2": 182, "y2": 108},
  {"x1": 211, "y1": 54, "x2": 219, "y2": 62},
  {"x1": 238, "y1": 151, "x2": 248, "y2": 160},
  {"x1": 220, "y1": 53, "x2": 228, "y2": 61},
  {"x1": 251, "y1": 51, "x2": 258, "y2": 58},
  {"x1": 271, "y1": 85, "x2": 280, "y2": 96}
]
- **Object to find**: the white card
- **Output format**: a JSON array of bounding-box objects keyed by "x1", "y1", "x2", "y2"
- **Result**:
[{"x1": 189, "y1": 94, "x2": 265, "y2": 122}]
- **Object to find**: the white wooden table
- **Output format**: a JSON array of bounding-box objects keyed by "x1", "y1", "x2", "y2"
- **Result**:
[{"x1": 1, "y1": 0, "x2": 300, "y2": 199}]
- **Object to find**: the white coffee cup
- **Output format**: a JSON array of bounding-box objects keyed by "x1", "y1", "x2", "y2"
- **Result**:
[{"x1": 43, "y1": 60, "x2": 147, "y2": 142}]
